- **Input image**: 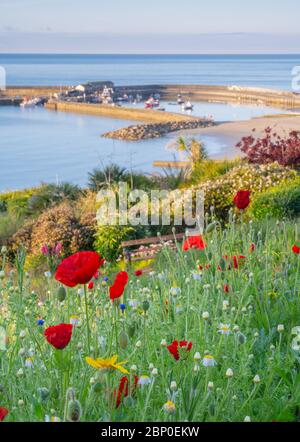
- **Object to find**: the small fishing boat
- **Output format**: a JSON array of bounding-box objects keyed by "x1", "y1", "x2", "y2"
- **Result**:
[
  {"x1": 181, "y1": 100, "x2": 193, "y2": 111},
  {"x1": 144, "y1": 97, "x2": 160, "y2": 108},
  {"x1": 20, "y1": 97, "x2": 43, "y2": 108}
]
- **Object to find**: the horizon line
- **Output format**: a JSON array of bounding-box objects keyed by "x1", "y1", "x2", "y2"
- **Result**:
[{"x1": 1, "y1": 52, "x2": 300, "y2": 55}]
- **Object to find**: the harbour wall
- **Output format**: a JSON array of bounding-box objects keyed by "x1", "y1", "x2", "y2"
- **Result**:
[{"x1": 45, "y1": 101, "x2": 194, "y2": 123}]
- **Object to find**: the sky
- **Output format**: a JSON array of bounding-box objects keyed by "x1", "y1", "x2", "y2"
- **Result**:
[{"x1": 0, "y1": 0, "x2": 300, "y2": 53}]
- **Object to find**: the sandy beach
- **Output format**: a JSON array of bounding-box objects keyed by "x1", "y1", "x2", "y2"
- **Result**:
[{"x1": 183, "y1": 114, "x2": 300, "y2": 159}]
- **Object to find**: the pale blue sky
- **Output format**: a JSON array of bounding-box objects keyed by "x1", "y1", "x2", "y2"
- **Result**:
[{"x1": 1, "y1": 0, "x2": 299, "y2": 52}]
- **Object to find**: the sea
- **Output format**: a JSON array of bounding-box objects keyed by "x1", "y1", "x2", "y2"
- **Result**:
[{"x1": 0, "y1": 54, "x2": 299, "y2": 190}]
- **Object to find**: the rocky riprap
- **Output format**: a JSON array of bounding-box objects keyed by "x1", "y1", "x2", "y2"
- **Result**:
[{"x1": 102, "y1": 119, "x2": 214, "y2": 141}]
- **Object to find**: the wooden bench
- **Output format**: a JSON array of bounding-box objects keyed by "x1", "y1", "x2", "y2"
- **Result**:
[{"x1": 121, "y1": 232, "x2": 185, "y2": 263}]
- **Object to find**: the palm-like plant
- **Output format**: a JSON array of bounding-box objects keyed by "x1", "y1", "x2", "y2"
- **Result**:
[{"x1": 87, "y1": 164, "x2": 128, "y2": 190}]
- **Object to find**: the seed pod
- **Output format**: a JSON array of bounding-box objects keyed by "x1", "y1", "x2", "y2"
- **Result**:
[
  {"x1": 57, "y1": 286, "x2": 66, "y2": 302},
  {"x1": 119, "y1": 330, "x2": 129, "y2": 349},
  {"x1": 67, "y1": 399, "x2": 82, "y2": 422}
]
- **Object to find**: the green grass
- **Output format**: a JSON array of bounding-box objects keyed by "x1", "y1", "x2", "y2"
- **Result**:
[{"x1": 0, "y1": 217, "x2": 300, "y2": 422}]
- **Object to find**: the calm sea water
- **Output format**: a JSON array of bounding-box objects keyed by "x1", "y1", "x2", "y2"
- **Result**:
[
  {"x1": 0, "y1": 54, "x2": 298, "y2": 191},
  {"x1": 0, "y1": 54, "x2": 299, "y2": 90},
  {"x1": 0, "y1": 101, "x2": 287, "y2": 191}
]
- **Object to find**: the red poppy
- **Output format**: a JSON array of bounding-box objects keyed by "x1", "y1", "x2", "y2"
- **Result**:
[
  {"x1": 87, "y1": 281, "x2": 94, "y2": 290},
  {"x1": 183, "y1": 235, "x2": 206, "y2": 251},
  {"x1": 44, "y1": 323, "x2": 73, "y2": 350},
  {"x1": 114, "y1": 375, "x2": 139, "y2": 408},
  {"x1": 134, "y1": 269, "x2": 143, "y2": 277},
  {"x1": 109, "y1": 271, "x2": 129, "y2": 301},
  {"x1": 232, "y1": 255, "x2": 246, "y2": 269},
  {"x1": 167, "y1": 340, "x2": 193, "y2": 360},
  {"x1": 223, "y1": 284, "x2": 230, "y2": 293},
  {"x1": 233, "y1": 190, "x2": 251, "y2": 210},
  {"x1": 0, "y1": 407, "x2": 8, "y2": 421},
  {"x1": 55, "y1": 251, "x2": 104, "y2": 288},
  {"x1": 292, "y1": 245, "x2": 300, "y2": 254},
  {"x1": 249, "y1": 243, "x2": 255, "y2": 253}
]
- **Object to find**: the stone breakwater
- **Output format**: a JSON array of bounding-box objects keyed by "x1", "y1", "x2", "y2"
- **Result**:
[{"x1": 102, "y1": 119, "x2": 214, "y2": 141}]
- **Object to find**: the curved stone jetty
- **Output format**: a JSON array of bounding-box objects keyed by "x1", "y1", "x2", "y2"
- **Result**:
[{"x1": 102, "y1": 119, "x2": 214, "y2": 141}]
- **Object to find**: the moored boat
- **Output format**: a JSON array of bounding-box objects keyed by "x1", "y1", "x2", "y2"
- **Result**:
[
  {"x1": 20, "y1": 97, "x2": 43, "y2": 108},
  {"x1": 181, "y1": 100, "x2": 193, "y2": 111},
  {"x1": 144, "y1": 97, "x2": 160, "y2": 108}
]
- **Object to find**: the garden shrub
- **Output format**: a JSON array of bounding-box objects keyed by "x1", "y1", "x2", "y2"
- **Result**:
[
  {"x1": 250, "y1": 177, "x2": 300, "y2": 220},
  {"x1": 94, "y1": 225, "x2": 134, "y2": 262},
  {"x1": 195, "y1": 162, "x2": 296, "y2": 219},
  {"x1": 10, "y1": 202, "x2": 95, "y2": 258}
]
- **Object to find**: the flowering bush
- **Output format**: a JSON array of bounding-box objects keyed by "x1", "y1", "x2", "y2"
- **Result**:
[
  {"x1": 236, "y1": 127, "x2": 300, "y2": 167},
  {"x1": 195, "y1": 162, "x2": 296, "y2": 219}
]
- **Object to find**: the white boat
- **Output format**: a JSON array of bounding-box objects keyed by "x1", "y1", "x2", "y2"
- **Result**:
[
  {"x1": 20, "y1": 97, "x2": 42, "y2": 108},
  {"x1": 182, "y1": 101, "x2": 193, "y2": 111}
]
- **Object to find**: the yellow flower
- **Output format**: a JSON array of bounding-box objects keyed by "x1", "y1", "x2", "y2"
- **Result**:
[{"x1": 85, "y1": 355, "x2": 129, "y2": 374}]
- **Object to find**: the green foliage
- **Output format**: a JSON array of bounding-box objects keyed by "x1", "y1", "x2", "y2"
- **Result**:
[
  {"x1": 0, "y1": 188, "x2": 36, "y2": 215},
  {"x1": 0, "y1": 183, "x2": 82, "y2": 219},
  {"x1": 250, "y1": 177, "x2": 300, "y2": 220},
  {"x1": 94, "y1": 224, "x2": 134, "y2": 262},
  {"x1": 189, "y1": 158, "x2": 240, "y2": 184},
  {"x1": 87, "y1": 164, "x2": 128, "y2": 191},
  {"x1": 27, "y1": 183, "x2": 82, "y2": 213},
  {"x1": 0, "y1": 212, "x2": 24, "y2": 246}
]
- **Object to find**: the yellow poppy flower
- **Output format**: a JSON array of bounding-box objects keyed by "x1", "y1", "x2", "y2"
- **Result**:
[{"x1": 85, "y1": 355, "x2": 129, "y2": 374}]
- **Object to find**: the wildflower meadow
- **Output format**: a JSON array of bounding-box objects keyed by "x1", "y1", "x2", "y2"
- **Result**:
[{"x1": 0, "y1": 199, "x2": 300, "y2": 422}]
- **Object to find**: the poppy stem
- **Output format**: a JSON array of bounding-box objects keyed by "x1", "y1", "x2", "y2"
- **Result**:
[{"x1": 83, "y1": 284, "x2": 91, "y2": 353}]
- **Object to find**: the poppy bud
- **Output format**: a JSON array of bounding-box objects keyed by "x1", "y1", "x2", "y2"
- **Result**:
[
  {"x1": 67, "y1": 399, "x2": 82, "y2": 422},
  {"x1": 57, "y1": 286, "x2": 66, "y2": 302},
  {"x1": 219, "y1": 258, "x2": 227, "y2": 272},
  {"x1": 38, "y1": 387, "x2": 50, "y2": 401},
  {"x1": 237, "y1": 332, "x2": 246, "y2": 344},
  {"x1": 66, "y1": 388, "x2": 82, "y2": 422},
  {"x1": 119, "y1": 330, "x2": 129, "y2": 349},
  {"x1": 205, "y1": 221, "x2": 218, "y2": 233},
  {"x1": 142, "y1": 300, "x2": 150, "y2": 312}
]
